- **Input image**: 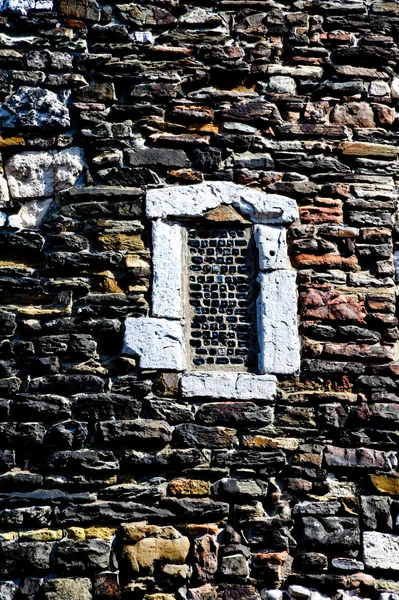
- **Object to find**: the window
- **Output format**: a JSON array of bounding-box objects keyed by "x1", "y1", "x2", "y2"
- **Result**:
[{"x1": 123, "y1": 182, "x2": 300, "y2": 399}]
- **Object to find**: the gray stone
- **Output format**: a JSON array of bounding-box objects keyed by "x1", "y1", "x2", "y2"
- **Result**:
[
  {"x1": 96, "y1": 419, "x2": 172, "y2": 449},
  {"x1": 152, "y1": 220, "x2": 184, "y2": 319},
  {"x1": 56, "y1": 540, "x2": 110, "y2": 575},
  {"x1": 0, "y1": 87, "x2": 69, "y2": 130},
  {"x1": 266, "y1": 76, "x2": 296, "y2": 94},
  {"x1": 300, "y1": 517, "x2": 360, "y2": 549},
  {"x1": 125, "y1": 148, "x2": 190, "y2": 169},
  {"x1": 43, "y1": 578, "x2": 92, "y2": 600},
  {"x1": 213, "y1": 478, "x2": 268, "y2": 498},
  {"x1": 332, "y1": 557, "x2": 365, "y2": 572},
  {"x1": 360, "y1": 495, "x2": 392, "y2": 530}
]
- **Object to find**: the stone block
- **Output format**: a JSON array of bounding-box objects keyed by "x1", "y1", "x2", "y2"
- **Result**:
[
  {"x1": 255, "y1": 225, "x2": 288, "y2": 271},
  {"x1": 146, "y1": 182, "x2": 298, "y2": 224},
  {"x1": 152, "y1": 220, "x2": 184, "y2": 319},
  {"x1": 43, "y1": 578, "x2": 92, "y2": 600},
  {"x1": 257, "y1": 270, "x2": 300, "y2": 375},
  {"x1": 123, "y1": 318, "x2": 186, "y2": 371},
  {"x1": 363, "y1": 532, "x2": 399, "y2": 571},
  {"x1": 180, "y1": 373, "x2": 277, "y2": 400}
]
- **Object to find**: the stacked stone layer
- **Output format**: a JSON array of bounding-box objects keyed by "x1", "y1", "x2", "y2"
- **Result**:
[{"x1": 1, "y1": 0, "x2": 399, "y2": 599}]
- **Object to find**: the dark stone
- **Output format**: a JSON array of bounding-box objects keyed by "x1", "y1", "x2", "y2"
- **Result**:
[
  {"x1": 125, "y1": 148, "x2": 190, "y2": 169},
  {"x1": 75, "y1": 393, "x2": 141, "y2": 421},
  {"x1": 299, "y1": 517, "x2": 361, "y2": 549},
  {"x1": 196, "y1": 403, "x2": 273, "y2": 426},
  {"x1": 0, "y1": 311, "x2": 16, "y2": 336},
  {"x1": 162, "y1": 498, "x2": 229, "y2": 522},
  {"x1": 173, "y1": 424, "x2": 236, "y2": 449},
  {"x1": 212, "y1": 450, "x2": 286, "y2": 472},
  {"x1": 0, "y1": 450, "x2": 15, "y2": 474},
  {"x1": 145, "y1": 398, "x2": 194, "y2": 425},
  {"x1": 56, "y1": 540, "x2": 110, "y2": 575},
  {"x1": 28, "y1": 375, "x2": 106, "y2": 395},
  {"x1": 0, "y1": 423, "x2": 45, "y2": 449},
  {"x1": 192, "y1": 148, "x2": 222, "y2": 173},
  {"x1": 96, "y1": 419, "x2": 172, "y2": 449},
  {"x1": 42, "y1": 450, "x2": 120, "y2": 475},
  {"x1": 360, "y1": 495, "x2": 392, "y2": 531},
  {"x1": 123, "y1": 448, "x2": 208, "y2": 472},
  {"x1": 10, "y1": 394, "x2": 71, "y2": 422},
  {"x1": 242, "y1": 519, "x2": 296, "y2": 551},
  {"x1": 58, "y1": 502, "x2": 174, "y2": 525},
  {"x1": 0, "y1": 541, "x2": 52, "y2": 576}
]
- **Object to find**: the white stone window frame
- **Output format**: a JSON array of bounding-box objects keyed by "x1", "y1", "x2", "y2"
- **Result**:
[{"x1": 123, "y1": 182, "x2": 300, "y2": 399}]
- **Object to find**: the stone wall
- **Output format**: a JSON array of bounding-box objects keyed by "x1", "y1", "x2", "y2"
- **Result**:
[{"x1": 1, "y1": 0, "x2": 399, "y2": 599}]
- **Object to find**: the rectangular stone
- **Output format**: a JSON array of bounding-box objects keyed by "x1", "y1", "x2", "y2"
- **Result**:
[
  {"x1": 257, "y1": 270, "x2": 300, "y2": 374},
  {"x1": 123, "y1": 318, "x2": 186, "y2": 371},
  {"x1": 254, "y1": 225, "x2": 287, "y2": 271},
  {"x1": 180, "y1": 372, "x2": 277, "y2": 400},
  {"x1": 363, "y1": 532, "x2": 399, "y2": 570},
  {"x1": 152, "y1": 220, "x2": 183, "y2": 319}
]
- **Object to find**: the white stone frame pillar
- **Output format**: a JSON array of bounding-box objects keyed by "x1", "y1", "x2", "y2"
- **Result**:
[{"x1": 123, "y1": 182, "x2": 300, "y2": 398}]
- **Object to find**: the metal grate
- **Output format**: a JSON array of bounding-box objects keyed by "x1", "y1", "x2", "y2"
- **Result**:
[{"x1": 187, "y1": 225, "x2": 257, "y2": 370}]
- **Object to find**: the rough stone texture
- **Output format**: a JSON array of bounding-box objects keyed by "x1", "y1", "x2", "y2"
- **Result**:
[
  {"x1": 257, "y1": 270, "x2": 301, "y2": 374},
  {"x1": 123, "y1": 318, "x2": 186, "y2": 370},
  {"x1": 146, "y1": 182, "x2": 298, "y2": 224},
  {"x1": 43, "y1": 578, "x2": 92, "y2": 600},
  {"x1": 0, "y1": 1, "x2": 399, "y2": 598},
  {"x1": 363, "y1": 532, "x2": 399, "y2": 571},
  {"x1": 0, "y1": 87, "x2": 70, "y2": 131},
  {"x1": 5, "y1": 148, "x2": 86, "y2": 199},
  {"x1": 181, "y1": 373, "x2": 277, "y2": 400},
  {"x1": 152, "y1": 220, "x2": 183, "y2": 319}
]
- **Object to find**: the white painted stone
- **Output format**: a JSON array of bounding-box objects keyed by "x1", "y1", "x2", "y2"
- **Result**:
[
  {"x1": 0, "y1": 175, "x2": 9, "y2": 205},
  {"x1": 54, "y1": 147, "x2": 86, "y2": 192},
  {"x1": 152, "y1": 220, "x2": 184, "y2": 319},
  {"x1": 0, "y1": 212, "x2": 7, "y2": 227},
  {"x1": 0, "y1": 0, "x2": 34, "y2": 14},
  {"x1": 267, "y1": 76, "x2": 296, "y2": 95},
  {"x1": 5, "y1": 148, "x2": 86, "y2": 199},
  {"x1": 363, "y1": 531, "x2": 399, "y2": 571},
  {"x1": 288, "y1": 585, "x2": 312, "y2": 598},
  {"x1": 257, "y1": 270, "x2": 300, "y2": 374},
  {"x1": 0, "y1": 581, "x2": 18, "y2": 600},
  {"x1": 369, "y1": 80, "x2": 390, "y2": 97},
  {"x1": 254, "y1": 225, "x2": 287, "y2": 271},
  {"x1": 9, "y1": 198, "x2": 52, "y2": 229},
  {"x1": 123, "y1": 318, "x2": 186, "y2": 371},
  {"x1": 180, "y1": 372, "x2": 277, "y2": 400},
  {"x1": 132, "y1": 31, "x2": 154, "y2": 44},
  {"x1": 5, "y1": 151, "x2": 54, "y2": 198},
  {"x1": 146, "y1": 182, "x2": 298, "y2": 225},
  {"x1": 391, "y1": 78, "x2": 399, "y2": 99}
]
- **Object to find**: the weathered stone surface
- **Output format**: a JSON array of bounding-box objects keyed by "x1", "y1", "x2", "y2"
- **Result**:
[
  {"x1": 96, "y1": 419, "x2": 172, "y2": 449},
  {"x1": 363, "y1": 532, "x2": 399, "y2": 571},
  {"x1": 146, "y1": 182, "x2": 298, "y2": 224},
  {"x1": 181, "y1": 373, "x2": 276, "y2": 401},
  {"x1": 122, "y1": 523, "x2": 190, "y2": 575},
  {"x1": 300, "y1": 517, "x2": 360, "y2": 550},
  {"x1": 5, "y1": 148, "x2": 86, "y2": 199},
  {"x1": 324, "y1": 446, "x2": 394, "y2": 470},
  {"x1": 43, "y1": 578, "x2": 92, "y2": 600},
  {"x1": 0, "y1": 87, "x2": 69, "y2": 130},
  {"x1": 123, "y1": 318, "x2": 185, "y2": 370},
  {"x1": 56, "y1": 539, "x2": 110, "y2": 574}
]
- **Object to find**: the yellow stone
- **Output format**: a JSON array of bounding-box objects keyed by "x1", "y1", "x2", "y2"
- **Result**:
[
  {"x1": 19, "y1": 529, "x2": 63, "y2": 542},
  {"x1": 370, "y1": 473, "x2": 399, "y2": 495},
  {"x1": 0, "y1": 531, "x2": 16, "y2": 541},
  {"x1": 342, "y1": 497, "x2": 359, "y2": 515},
  {"x1": 188, "y1": 124, "x2": 219, "y2": 133},
  {"x1": 168, "y1": 478, "x2": 210, "y2": 497},
  {"x1": 0, "y1": 135, "x2": 25, "y2": 147},
  {"x1": 144, "y1": 595, "x2": 176, "y2": 600},
  {"x1": 67, "y1": 526, "x2": 86, "y2": 540},
  {"x1": 341, "y1": 141, "x2": 399, "y2": 157},
  {"x1": 84, "y1": 526, "x2": 115, "y2": 539},
  {"x1": 180, "y1": 523, "x2": 219, "y2": 536},
  {"x1": 97, "y1": 234, "x2": 144, "y2": 251},
  {"x1": 242, "y1": 435, "x2": 299, "y2": 451}
]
